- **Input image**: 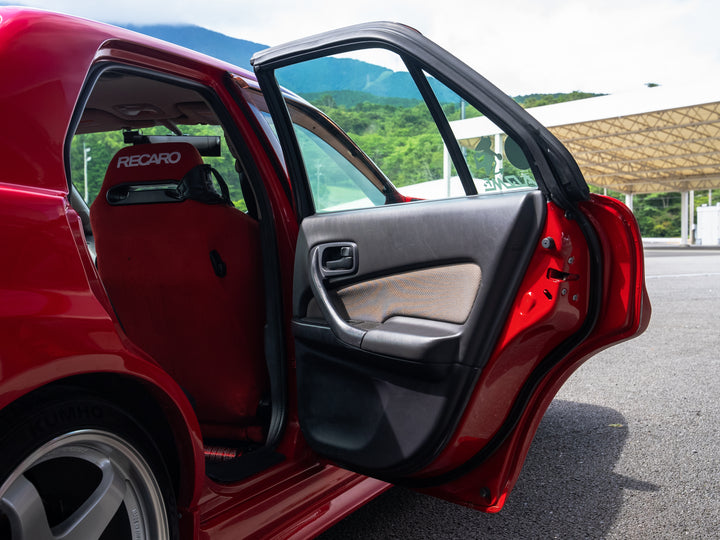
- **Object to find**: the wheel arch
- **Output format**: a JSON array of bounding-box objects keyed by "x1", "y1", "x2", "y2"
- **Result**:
[{"x1": 0, "y1": 373, "x2": 202, "y2": 511}]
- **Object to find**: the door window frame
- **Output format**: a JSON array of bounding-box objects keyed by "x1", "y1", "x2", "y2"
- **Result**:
[{"x1": 252, "y1": 22, "x2": 590, "y2": 221}]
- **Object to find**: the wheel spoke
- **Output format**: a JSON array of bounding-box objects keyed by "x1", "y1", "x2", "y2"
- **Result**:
[
  {"x1": 0, "y1": 475, "x2": 54, "y2": 540},
  {"x1": 51, "y1": 456, "x2": 126, "y2": 540},
  {"x1": 2, "y1": 427, "x2": 169, "y2": 540}
]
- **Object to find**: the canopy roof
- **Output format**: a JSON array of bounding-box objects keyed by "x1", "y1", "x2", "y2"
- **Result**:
[{"x1": 450, "y1": 85, "x2": 720, "y2": 194}]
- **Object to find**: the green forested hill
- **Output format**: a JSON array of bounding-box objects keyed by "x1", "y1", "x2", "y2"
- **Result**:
[
  {"x1": 275, "y1": 58, "x2": 460, "y2": 102},
  {"x1": 302, "y1": 91, "x2": 423, "y2": 108},
  {"x1": 71, "y1": 88, "x2": 714, "y2": 237},
  {"x1": 515, "y1": 91, "x2": 601, "y2": 107}
]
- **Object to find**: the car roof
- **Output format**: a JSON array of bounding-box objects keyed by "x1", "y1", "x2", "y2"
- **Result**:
[{"x1": 0, "y1": 7, "x2": 264, "y2": 191}]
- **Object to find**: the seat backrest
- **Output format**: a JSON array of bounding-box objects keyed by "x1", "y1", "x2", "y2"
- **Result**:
[{"x1": 90, "y1": 143, "x2": 267, "y2": 438}]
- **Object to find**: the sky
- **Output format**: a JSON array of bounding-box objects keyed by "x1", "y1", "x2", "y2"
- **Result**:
[{"x1": 9, "y1": 0, "x2": 720, "y2": 95}]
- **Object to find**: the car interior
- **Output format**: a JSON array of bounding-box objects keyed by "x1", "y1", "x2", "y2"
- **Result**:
[
  {"x1": 68, "y1": 63, "x2": 549, "y2": 486},
  {"x1": 69, "y1": 69, "x2": 282, "y2": 481},
  {"x1": 68, "y1": 66, "x2": 433, "y2": 483}
]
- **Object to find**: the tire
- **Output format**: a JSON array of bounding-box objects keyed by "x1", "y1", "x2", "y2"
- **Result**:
[{"x1": 0, "y1": 394, "x2": 179, "y2": 540}]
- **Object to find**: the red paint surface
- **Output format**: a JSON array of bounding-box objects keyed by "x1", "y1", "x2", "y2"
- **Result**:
[
  {"x1": 412, "y1": 195, "x2": 649, "y2": 511},
  {"x1": 0, "y1": 7, "x2": 649, "y2": 536},
  {"x1": 419, "y1": 201, "x2": 590, "y2": 477}
]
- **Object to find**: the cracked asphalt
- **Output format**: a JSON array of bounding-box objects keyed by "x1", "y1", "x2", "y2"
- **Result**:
[{"x1": 320, "y1": 248, "x2": 720, "y2": 539}]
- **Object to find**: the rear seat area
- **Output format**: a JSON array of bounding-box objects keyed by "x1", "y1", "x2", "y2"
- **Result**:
[{"x1": 90, "y1": 142, "x2": 268, "y2": 441}]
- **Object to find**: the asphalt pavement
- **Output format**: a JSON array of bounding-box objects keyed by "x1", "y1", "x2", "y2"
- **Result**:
[{"x1": 320, "y1": 248, "x2": 720, "y2": 539}]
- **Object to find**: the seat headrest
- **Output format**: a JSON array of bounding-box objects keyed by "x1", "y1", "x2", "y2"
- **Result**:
[
  {"x1": 93, "y1": 141, "x2": 235, "y2": 208},
  {"x1": 101, "y1": 142, "x2": 204, "y2": 191}
]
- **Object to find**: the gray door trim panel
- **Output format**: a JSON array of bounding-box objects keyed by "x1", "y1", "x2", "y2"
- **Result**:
[{"x1": 294, "y1": 190, "x2": 546, "y2": 368}]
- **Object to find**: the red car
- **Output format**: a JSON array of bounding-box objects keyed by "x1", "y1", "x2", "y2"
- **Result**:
[{"x1": 0, "y1": 8, "x2": 650, "y2": 539}]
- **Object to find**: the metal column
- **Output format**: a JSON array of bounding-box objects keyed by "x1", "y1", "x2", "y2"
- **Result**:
[
  {"x1": 443, "y1": 145, "x2": 451, "y2": 197},
  {"x1": 625, "y1": 193, "x2": 634, "y2": 212},
  {"x1": 690, "y1": 190, "x2": 695, "y2": 244},
  {"x1": 681, "y1": 190, "x2": 689, "y2": 245}
]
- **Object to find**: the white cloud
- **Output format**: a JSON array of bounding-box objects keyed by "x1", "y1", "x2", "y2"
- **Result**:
[{"x1": 16, "y1": 0, "x2": 720, "y2": 95}]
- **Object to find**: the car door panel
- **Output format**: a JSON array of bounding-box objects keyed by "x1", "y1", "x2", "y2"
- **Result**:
[
  {"x1": 402, "y1": 194, "x2": 647, "y2": 511},
  {"x1": 252, "y1": 22, "x2": 648, "y2": 511},
  {"x1": 292, "y1": 191, "x2": 546, "y2": 474}
]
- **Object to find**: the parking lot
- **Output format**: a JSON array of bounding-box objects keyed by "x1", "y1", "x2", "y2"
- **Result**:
[{"x1": 321, "y1": 248, "x2": 720, "y2": 539}]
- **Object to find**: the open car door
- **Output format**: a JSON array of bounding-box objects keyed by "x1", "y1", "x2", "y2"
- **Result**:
[{"x1": 252, "y1": 22, "x2": 650, "y2": 511}]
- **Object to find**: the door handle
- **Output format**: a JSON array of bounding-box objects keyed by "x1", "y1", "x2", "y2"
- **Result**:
[
  {"x1": 317, "y1": 242, "x2": 358, "y2": 277},
  {"x1": 324, "y1": 246, "x2": 354, "y2": 271},
  {"x1": 309, "y1": 243, "x2": 365, "y2": 348}
]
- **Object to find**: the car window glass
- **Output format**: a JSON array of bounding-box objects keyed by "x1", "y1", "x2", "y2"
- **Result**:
[
  {"x1": 273, "y1": 48, "x2": 537, "y2": 211},
  {"x1": 293, "y1": 123, "x2": 387, "y2": 211},
  {"x1": 422, "y1": 73, "x2": 538, "y2": 194},
  {"x1": 243, "y1": 89, "x2": 391, "y2": 213}
]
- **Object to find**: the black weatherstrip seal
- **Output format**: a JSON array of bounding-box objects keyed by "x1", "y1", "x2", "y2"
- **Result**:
[
  {"x1": 396, "y1": 206, "x2": 604, "y2": 490},
  {"x1": 252, "y1": 66, "x2": 316, "y2": 220},
  {"x1": 221, "y1": 73, "x2": 289, "y2": 448},
  {"x1": 224, "y1": 74, "x2": 295, "y2": 209},
  {"x1": 405, "y1": 58, "x2": 477, "y2": 196}
]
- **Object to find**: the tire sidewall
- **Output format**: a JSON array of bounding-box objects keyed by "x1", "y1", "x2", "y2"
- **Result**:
[{"x1": 0, "y1": 392, "x2": 179, "y2": 539}]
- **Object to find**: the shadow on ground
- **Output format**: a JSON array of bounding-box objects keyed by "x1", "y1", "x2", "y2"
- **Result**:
[{"x1": 319, "y1": 399, "x2": 659, "y2": 539}]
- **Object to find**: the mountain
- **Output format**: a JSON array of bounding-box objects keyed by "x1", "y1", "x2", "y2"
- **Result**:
[
  {"x1": 117, "y1": 24, "x2": 459, "y2": 103},
  {"x1": 119, "y1": 24, "x2": 266, "y2": 71},
  {"x1": 116, "y1": 23, "x2": 597, "y2": 107},
  {"x1": 275, "y1": 57, "x2": 460, "y2": 103},
  {"x1": 0, "y1": 9, "x2": 599, "y2": 107}
]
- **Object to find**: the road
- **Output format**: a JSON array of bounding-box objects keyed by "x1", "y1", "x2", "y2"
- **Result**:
[{"x1": 320, "y1": 248, "x2": 720, "y2": 539}]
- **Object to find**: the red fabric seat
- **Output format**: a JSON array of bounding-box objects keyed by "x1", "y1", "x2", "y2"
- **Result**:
[{"x1": 90, "y1": 142, "x2": 267, "y2": 440}]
